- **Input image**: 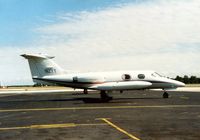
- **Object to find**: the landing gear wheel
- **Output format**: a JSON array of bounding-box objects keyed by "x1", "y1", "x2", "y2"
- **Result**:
[
  {"x1": 163, "y1": 92, "x2": 169, "y2": 98},
  {"x1": 83, "y1": 89, "x2": 88, "y2": 94},
  {"x1": 100, "y1": 91, "x2": 113, "y2": 102}
]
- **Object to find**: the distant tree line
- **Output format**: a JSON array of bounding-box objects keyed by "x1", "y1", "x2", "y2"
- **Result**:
[{"x1": 175, "y1": 75, "x2": 200, "y2": 84}]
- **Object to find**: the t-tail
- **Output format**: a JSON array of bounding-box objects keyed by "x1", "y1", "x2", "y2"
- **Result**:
[{"x1": 21, "y1": 54, "x2": 65, "y2": 83}]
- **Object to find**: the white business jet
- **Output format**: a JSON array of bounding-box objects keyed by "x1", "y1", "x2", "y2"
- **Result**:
[{"x1": 21, "y1": 54, "x2": 185, "y2": 101}]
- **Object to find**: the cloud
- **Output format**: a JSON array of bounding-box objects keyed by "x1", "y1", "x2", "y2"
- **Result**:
[
  {"x1": 1, "y1": 0, "x2": 200, "y2": 85},
  {"x1": 36, "y1": 0, "x2": 200, "y2": 72}
]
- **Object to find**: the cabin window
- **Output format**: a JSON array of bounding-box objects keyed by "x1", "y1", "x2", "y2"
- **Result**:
[
  {"x1": 138, "y1": 74, "x2": 145, "y2": 79},
  {"x1": 122, "y1": 74, "x2": 131, "y2": 81}
]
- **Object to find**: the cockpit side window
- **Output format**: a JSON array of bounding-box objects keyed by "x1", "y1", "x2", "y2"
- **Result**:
[
  {"x1": 152, "y1": 72, "x2": 163, "y2": 77},
  {"x1": 138, "y1": 74, "x2": 145, "y2": 79}
]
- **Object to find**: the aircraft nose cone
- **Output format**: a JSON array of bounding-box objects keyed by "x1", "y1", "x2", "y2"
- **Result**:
[{"x1": 175, "y1": 81, "x2": 185, "y2": 87}]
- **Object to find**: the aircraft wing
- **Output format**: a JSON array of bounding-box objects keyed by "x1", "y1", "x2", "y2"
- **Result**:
[{"x1": 90, "y1": 81, "x2": 152, "y2": 90}]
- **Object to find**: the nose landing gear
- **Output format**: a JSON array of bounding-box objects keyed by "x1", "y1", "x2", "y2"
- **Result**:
[{"x1": 163, "y1": 91, "x2": 169, "y2": 98}]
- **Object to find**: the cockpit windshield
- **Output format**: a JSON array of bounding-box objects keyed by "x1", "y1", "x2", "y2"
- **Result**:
[{"x1": 151, "y1": 72, "x2": 163, "y2": 77}]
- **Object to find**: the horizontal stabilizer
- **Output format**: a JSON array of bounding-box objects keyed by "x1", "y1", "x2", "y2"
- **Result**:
[{"x1": 21, "y1": 54, "x2": 54, "y2": 59}]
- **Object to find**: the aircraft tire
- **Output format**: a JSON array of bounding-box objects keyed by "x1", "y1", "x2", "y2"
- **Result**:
[
  {"x1": 83, "y1": 89, "x2": 88, "y2": 94},
  {"x1": 163, "y1": 92, "x2": 169, "y2": 98}
]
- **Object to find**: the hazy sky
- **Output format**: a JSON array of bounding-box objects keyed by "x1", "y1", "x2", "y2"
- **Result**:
[{"x1": 0, "y1": 0, "x2": 200, "y2": 85}]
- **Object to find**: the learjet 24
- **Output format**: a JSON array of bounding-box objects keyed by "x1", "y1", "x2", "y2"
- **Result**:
[{"x1": 21, "y1": 54, "x2": 185, "y2": 101}]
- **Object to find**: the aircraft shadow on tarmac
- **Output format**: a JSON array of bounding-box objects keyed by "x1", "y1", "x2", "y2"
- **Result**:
[
  {"x1": 0, "y1": 97, "x2": 161, "y2": 104},
  {"x1": 78, "y1": 97, "x2": 161, "y2": 103}
]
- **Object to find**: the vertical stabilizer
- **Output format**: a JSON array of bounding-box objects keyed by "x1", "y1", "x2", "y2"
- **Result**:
[{"x1": 21, "y1": 54, "x2": 65, "y2": 78}]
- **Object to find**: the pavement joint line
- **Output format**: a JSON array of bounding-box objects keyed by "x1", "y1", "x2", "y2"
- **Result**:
[
  {"x1": 101, "y1": 118, "x2": 141, "y2": 140},
  {"x1": 0, "y1": 123, "x2": 107, "y2": 131},
  {"x1": 0, "y1": 105, "x2": 200, "y2": 113}
]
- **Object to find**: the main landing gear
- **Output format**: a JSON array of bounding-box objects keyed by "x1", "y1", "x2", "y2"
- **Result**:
[
  {"x1": 83, "y1": 89, "x2": 88, "y2": 94},
  {"x1": 163, "y1": 91, "x2": 169, "y2": 98},
  {"x1": 100, "y1": 91, "x2": 113, "y2": 102}
]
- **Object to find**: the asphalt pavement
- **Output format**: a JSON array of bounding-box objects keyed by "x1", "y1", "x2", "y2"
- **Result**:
[{"x1": 0, "y1": 90, "x2": 200, "y2": 140}]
